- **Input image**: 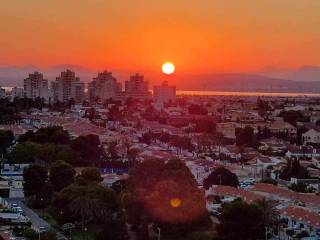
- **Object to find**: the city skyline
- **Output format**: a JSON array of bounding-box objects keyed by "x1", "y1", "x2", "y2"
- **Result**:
[{"x1": 1, "y1": 1, "x2": 320, "y2": 76}]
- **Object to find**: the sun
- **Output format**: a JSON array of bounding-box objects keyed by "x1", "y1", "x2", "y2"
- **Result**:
[{"x1": 162, "y1": 62, "x2": 175, "y2": 75}]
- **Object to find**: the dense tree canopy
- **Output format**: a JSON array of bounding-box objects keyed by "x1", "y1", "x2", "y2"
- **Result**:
[
  {"x1": 217, "y1": 200, "x2": 265, "y2": 240},
  {"x1": 203, "y1": 167, "x2": 239, "y2": 189},
  {"x1": 79, "y1": 167, "x2": 103, "y2": 183},
  {"x1": 128, "y1": 158, "x2": 211, "y2": 240},
  {"x1": 49, "y1": 160, "x2": 76, "y2": 192},
  {"x1": 71, "y1": 134, "x2": 102, "y2": 165},
  {"x1": 19, "y1": 126, "x2": 70, "y2": 144}
]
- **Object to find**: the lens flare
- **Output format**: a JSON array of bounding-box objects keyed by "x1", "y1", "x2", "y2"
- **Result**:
[{"x1": 170, "y1": 198, "x2": 182, "y2": 208}]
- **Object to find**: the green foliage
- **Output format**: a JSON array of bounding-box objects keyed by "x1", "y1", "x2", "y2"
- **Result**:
[
  {"x1": 203, "y1": 167, "x2": 239, "y2": 189},
  {"x1": 23, "y1": 164, "x2": 48, "y2": 197},
  {"x1": 79, "y1": 167, "x2": 103, "y2": 183},
  {"x1": 49, "y1": 160, "x2": 76, "y2": 192},
  {"x1": 128, "y1": 158, "x2": 210, "y2": 239},
  {"x1": 71, "y1": 134, "x2": 102, "y2": 164},
  {"x1": 22, "y1": 227, "x2": 38, "y2": 240},
  {"x1": 11, "y1": 142, "x2": 78, "y2": 165},
  {"x1": 19, "y1": 126, "x2": 70, "y2": 144},
  {"x1": 50, "y1": 182, "x2": 119, "y2": 225},
  {"x1": 11, "y1": 142, "x2": 40, "y2": 163},
  {"x1": 236, "y1": 126, "x2": 255, "y2": 147},
  {"x1": 217, "y1": 200, "x2": 265, "y2": 240},
  {"x1": 96, "y1": 214, "x2": 129, "y2": 240},
  {"x1": 279, "y1": 159, "x2": 309, "y2": 181}
]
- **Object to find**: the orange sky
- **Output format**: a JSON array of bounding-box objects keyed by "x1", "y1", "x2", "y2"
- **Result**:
[{"x1": 1, "y1": 0, "x2": 320, "y2": 74}]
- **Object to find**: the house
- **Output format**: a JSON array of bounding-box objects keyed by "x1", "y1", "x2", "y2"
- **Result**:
[
  {"x1": 221, "y1": 145, "x2": 241, "y2": 161},
  {"x1": 216, "y1": 122, "x2": 237, "y2": 139},
  {"x1": 286, "y1": 146, "x2": 320, "y2": 159},
  {"x1": 302, "y1": 129, "x2": 320, "y2": 145},
  {"x1": 280, "y1": 206, "x2": 320, "y2": 239},
  {"x1": 259, "y1": 137, "x2": 289, "y2": 155},
  {"x1": 269, "y1": 120, "x2": 297, "y2": 138}
]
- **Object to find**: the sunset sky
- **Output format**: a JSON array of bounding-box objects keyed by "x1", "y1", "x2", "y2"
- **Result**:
[{"x1": 1, "y1": 0, "x2": 320, "y2": 74}]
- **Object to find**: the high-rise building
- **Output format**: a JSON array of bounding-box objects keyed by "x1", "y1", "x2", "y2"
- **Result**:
[
  {"x1": 88, "y1": 71, "x2": 122, "y2": 102},
  {"x1": 51, "y1": 69, "x2": 84, "y2": 103},
  {"x1": 125, "y1": 73, "x2": 150, "y2": 98},
  {"x1": 11, "y1": 87, "x2": 25, "y2": 99},
  {"x1": 153, "y1": 81, "x2": 176, "y2": 103},
  {"x1": 23, "y1": 72, "x2": 49, "y2": 101}
]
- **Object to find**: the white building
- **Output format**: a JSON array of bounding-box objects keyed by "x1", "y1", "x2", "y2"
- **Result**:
[
  {"x1": 153, "y1": 81, "x2": 176, "y2": 103},
  {"x1": 88, "y1": 71, "x2": 122, "y2": 102},
  {"x1": 23, "y1": 72, "x2": 49, "y2": 102},
  {"x1": 51, "y1": 69, "x2": 85, "y2": 103},
  {"x1": 302, "y1": 129, "x2": 320, "y2": 145}
]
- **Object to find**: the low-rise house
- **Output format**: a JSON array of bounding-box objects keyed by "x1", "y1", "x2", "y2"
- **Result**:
[
  {"x1": 280, "y1": 206, "x2": 320, "y2": 239},
  {"x1": 259, "y1": 137, "x2": 289, "y2": 155},
  {"x1": 286, "y1": 146, "x2": 320, "y2": 159},
  {"x1": 221, "y1": 145, "x2": 241, "y2": 161},
  {"x1": 269, "y1": 120, "x2": 297, "y2": 138},
  {"x1": 302, "y1": 128, "x2": 320, "y2": 145}
]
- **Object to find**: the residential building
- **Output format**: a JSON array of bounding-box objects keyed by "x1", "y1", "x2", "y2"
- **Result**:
[
  {"x1": 125, "y1": 73, "x2": 150, "y2": 98},
  {"x1": 0, "y1": 86, "x2": 5, "y2": 98},
  {"x1": 51, "y1": 69, "x2": 84, "y2": 103},
  {"x1": 269, "y1": 119, "x2": 297, "y2": 138},
  {"x1": 88, "y1": 71, "x2": 122, "y2": 102},
  {"x1": 302, "y1": 129, "x2": 320, "y2": 145},
  {"x1": 280, "y1": 206, "x2": 320, "y2": 239},
  {"x1": 153, "y1": 81, "x2": 176, "y2": 103},
  {"x1": 23, "y1": 72, "x2": 49, "y2": 102},
  {"x1": 11, "y1": 87, "x2": 24, "y2": 99}
]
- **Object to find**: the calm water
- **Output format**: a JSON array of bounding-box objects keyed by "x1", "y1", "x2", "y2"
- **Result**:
[{"x1": 177, "y1": 90, "x2": 320, "y2": 97}]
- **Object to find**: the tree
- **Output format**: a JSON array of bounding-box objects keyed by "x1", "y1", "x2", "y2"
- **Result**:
[
  {"x1": 256, "y1": 198, "x2": 278, "y2": 228},
  {"x1": 203, "y1": 167, "x2": 239, "y2": 189},
  {"x1": 0, "y1": 130, "x2": 14, "y2": 155},
  {"x1": 279, "y1": 159, "x2": 309, "y2": 181},
  {"x1": 23, "y1": 164, "x2": 48, "y2": 197},
  {"x1": 49, "y1": 160, "x2": 76, "y2": 192},
  {"x1": 128, "y1": 158, "x2": 211, "y2": 239},
  {"x1": 79, "y1": 167, "x2": 103, "y2": 183},
  {"x1": 217, "y1": 200, "x2": 265, "y2": 240},
  {"x1": 96, "y1": 215, "x2": 129, "y2": 240},
  {"x1": 23, "y1": 164, "x2": 53, "y2": 208},
  {"x1": 71, "y1": 134, "x2": 102, "y2": 165},
  {"x1": 236, "y1": 126, "x2": 255, "y2": 147},
  {"x1": 11, "y1": 142, "x2": 40, "y2": 163}
]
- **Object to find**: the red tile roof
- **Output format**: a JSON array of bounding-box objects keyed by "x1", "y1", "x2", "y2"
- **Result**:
[{"x1": 280, "y1": 206, "x2": 320, "y2": 228}]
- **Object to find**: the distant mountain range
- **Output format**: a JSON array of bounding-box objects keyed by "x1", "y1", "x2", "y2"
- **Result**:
[{"x1": 1, "y1": 65, "x2": 320, "y2": 93}]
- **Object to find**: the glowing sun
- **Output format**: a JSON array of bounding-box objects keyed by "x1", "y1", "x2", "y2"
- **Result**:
[{"x1": 162, "y1": 62, "x2": 175, "y2": 75}]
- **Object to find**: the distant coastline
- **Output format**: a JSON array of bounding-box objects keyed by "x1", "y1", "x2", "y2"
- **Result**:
[
  {"x1": 177, "y1": 90, "x2": 320, "y2": 97},
  {"x1": 3, "y1": 86, "x2": 320, "y2": 98}
]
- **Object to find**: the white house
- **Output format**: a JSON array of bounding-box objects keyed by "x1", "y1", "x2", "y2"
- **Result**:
[{"x1": 302, "y1": 129, "x2": 320, "y2": 145}]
